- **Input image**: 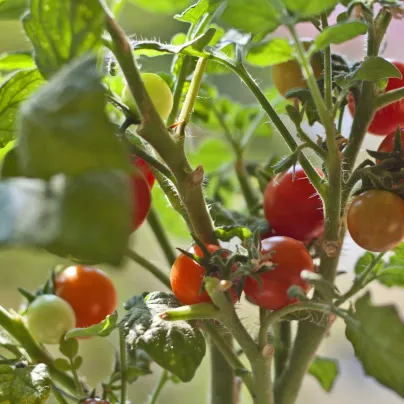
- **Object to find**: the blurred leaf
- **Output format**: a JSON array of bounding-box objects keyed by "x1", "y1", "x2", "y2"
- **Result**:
[
  {"x1": 0, "y1": 146, "x2": 23, "y2": 179},
  {"x1": 354, "y1": 251, "x2": 376, "y2": 275},
  {"x1": 387, "y1": 242, "x2": 404, "y2": 266},
  {"x1": 66, "y1": 312, "x2": 118, "y2": 339},
  {"x1": 352, "y1": 57, "x2": 402, "y2": 82},
  {"x1": 0, "y1": 53, "x2": 35, "y2": 72},
  {"x1": 53, "y1": 358, "x2": 71, "y2": 372},
  {"x1": 308, "y1": 356, "x2": 339, "y2": 392},
  {"x1": 246, "y1": 39, "x2": 293, "y2": 67},
  {"x1": 313, "y1": 21, "x2": 367, "y2": 51},
  {"x1": 126, "y1": 348, "x2": 152, "y2": 384},
  {"x1": 346, "y1": 292, "x2": 404, "y2": 398},
  {"x1": 0, "y1": 0, "x2": 27, "y2": 20},
  {"x1": 59, "y1": 335, "x2": 79, "y2": 359},
  {"x1": 22, "y1": 0, "x2": 104, "y2": 78},
  {"x1": 175, "y1": 0, "x2": 223, "y2": 24},
  {"x1": 120, "y1": 292, "x2": 206, "y2": 382},
  {"x1": 0, "y1": 333, "x2": 21, "y2": 358},
  {"x1": 376, "y1": 266, "x2": 404, "y2": 287},
  {"x1": 0, "y1": 69, "x2": 44, "y2": 148},
  {"x1": 17, "y1": 55, "x2": 130, "y2": 180},
  {"x1": 283, "y1": 0, "x2": 339, "y2": 17},
  {"x1": 0, "y1": 363, "x2": 51, "y2": 403},
  {"x1": 131, "y1": 0, "x2": 191, "y2": 14}
]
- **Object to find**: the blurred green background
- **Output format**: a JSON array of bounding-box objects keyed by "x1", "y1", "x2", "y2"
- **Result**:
[{"x1": 1, "y1": 2, "x2": 404, "y2": 404}]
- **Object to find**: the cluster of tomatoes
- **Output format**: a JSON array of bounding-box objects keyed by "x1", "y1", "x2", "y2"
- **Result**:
[{"x1": 24, "y1": 266, "x2": 117, "y2": 345}]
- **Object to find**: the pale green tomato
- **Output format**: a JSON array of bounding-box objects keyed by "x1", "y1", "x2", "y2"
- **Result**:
[
  {"x1": 122, "y1": 73, "x2": 173, "y2": 120},
  {"x1": 25, "y1": 295, "x2": 76, "y2": 344}
]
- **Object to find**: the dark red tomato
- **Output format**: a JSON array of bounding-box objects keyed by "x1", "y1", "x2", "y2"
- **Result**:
[
  {"x1": 170, "y1": 244, "x2": 237, "y2": 305},
  {"x1": 132, "y1": 156, "x2": 155, "y2": 189},
  {"x1": 55, "y1": 266, "x2": 117, "y2": 328},
  {"x1": 244, "y1": 236, "x2": 314, "y2": 310},
  {"x1": 376, "y1": 127, "x2": 404, "y2": 163},
  {"x1": 347, "y1": 190, "x2": 404, "y2": 252},
  {"x1": 131, "y1": 168, "x2": 151, "y2": 231},
  {"x1": 348, "y1": 61, "x2": 404, "y2": 135},
  {"x1": 263, "y1": 165, "x2": 324, "y2": 242}
]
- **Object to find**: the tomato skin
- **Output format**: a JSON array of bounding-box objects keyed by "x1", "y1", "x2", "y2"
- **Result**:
[
  {"x1": 132, "y1": 156, "x2": 155, "y2": 189},
  {"x1": 170, "y1": 245, "x2": 237, "y2": 305},
  {"x1": 347, "y1": 190, "x2": 404, "y2": 252},
  {"x1": 376, "y1": 128, "x2": 404, "y2": 162},
  {"x1": 244, "y1": 236, "x2": 314, "y2": 310},
  {"x1": 131, "y1": 167, "x2": 152, "y2": 231},
  {"x1": 25, "y1": 295, "x2": 76, "y2": 344},
  {"x1": 263, "y1": 165, "x2": 324, "y2": 242},
  {"x1": 55, "y1": 266, "x2": 117, "y2": 328},
  {"x1": 348, "y1": 61, "x2": 404, "y2": 135}
]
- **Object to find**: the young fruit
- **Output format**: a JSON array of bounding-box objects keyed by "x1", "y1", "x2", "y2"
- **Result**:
[
  {"x1": 272, "y1": 40, "x2": 323, "y2": 97},
  {"x1": 347, "y1": 189, "x2": 404, "y2": 252},
  {"x1": 244, "y1": 236, "x2": 314, "y2": 310},
  {"x1": 263, "y1": 165, "x2": 324, "y2": 242},
  {"x1": 170, "y1": 244, "x2": 237, "y2": 305},
  {"x1": 132, "y1": 156, "x2": 155, "y2": 189},
  {"x1": 122, "y1": 73, "x2": 174, "y2": 120},
  {"x1": 131, "y1": 166, "x2": 152, "y2": 230},
  {"x1": 348, "y1": 61, "x2": 404, "y2": 135},
  {"x1": 25, "y1": 295, "x2": 76, "y2": 344},
  {"x1": 55, "y1": 266, "x2": 117, "y2": 328}
]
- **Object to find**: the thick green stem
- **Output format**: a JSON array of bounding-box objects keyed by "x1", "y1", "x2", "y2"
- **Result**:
[
  {"x1": 161, "y1": 302, "x2": 219, "y2": 321},
  {"x1": 126, "y1": 248, "x2": 171, "y2": 289},
  {"x1": 373, "y1": 87, "x2": 404, "y2": 110},
  {"x1": 321, "y1": 13, "x2": 333, "y2": 111},
  {"x1": 70, "y1": 360, "x2": 85, "y2": 396},
  {"x1": 119, "y1": 329, "x2": 128, "y2": 404},
  {"x1": 148, "y1": 370, "x2": 169, "y2": 404},
  {"x1": 273, "y1": 322, "x2": 291, "y2": 381},
  {"x1": 146, "y1": 206, "x2": 177, "y2": 266}
]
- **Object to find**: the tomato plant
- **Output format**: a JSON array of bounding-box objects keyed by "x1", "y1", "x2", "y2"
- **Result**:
[
  {"x1": 244, "y1": 236, "x2": 314, "y2": 310},
  {"x1": 81, "y1": 400, "x2": 111, "y2": 404},
  {"x1": 25, "y1": 295, "x2": 76, "y2": 344},
  {"x1": 263, "y1": 165, "x2": 324, "y2": 242},
  {"x1": 376, "y1": 127, "x2": 404, "y2": 161},
  {"x1": 55, "y1": 266, "x2": 117, "y2": 328},
  {"x1": 132, "y1": 156, "x2": 155, "y2": 189},
  {"x1": 131, "y1": 167, "x2": 152, "y2": 230}
]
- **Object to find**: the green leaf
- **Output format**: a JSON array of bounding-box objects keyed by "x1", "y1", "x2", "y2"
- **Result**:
[
  {"x1": 22, "y1": 0, "x2": 104, "y2": 78},
  {"x1": 72, "y1": 356, "x2": 83, "y2": 370},
  {"x1": 313, "y1": 21, "x2": 367, "y2": 51},
  {"x1": 386, "y1": 242, "x2": 404, "y2": 266},
  {"x1": 130, "y1": 0, "x2": 191, "y2": 14},
  {"x1": 0, "y1": 53, "x2": 35, "y2": 72},
  {"x1": 66, "y1": 312, "x2": 118, "y2": 339},
  {"x1": 308, "y1": 356, "x2": 339, "y2": 392},
  {"x1": 376, "y1": 266, "x2": 404, "y2": 287},
  {"x1": 53, "y1": 358, "x2": 71, "y2": 372},
  {"x1": 220, "y1": 0, "x2": 281, "y2": 35},
  {"x1": 215, "y1": 226, "x2": 253, "y2": 242},
  {"x1": 246, "y1": 39, "x2": 294, "y2": 67},
  {"x1": 175, "y1": 0, "x2": 223, "y2": 24},
  {"x1": 0, "y1": 363, "x2": 51, "y2": 403},
  {"x1": 352, "y1": 57, "x2": 402, "y2": 82},
  {"x1": 59, "y1": 335, "x2": 79, "y2": 359},
  {"x1": 126, "y1": 348, "x2": 152, "y2": 384},
  {"x1": 283, "y1": 0, "x2": 339, "y2": 17},
  {"x1": 0, "y1": 145, "x2": 23, "y2": 178},
  {"x1": 17, "y1": 55, "x2": 130, "y2": 180},
  {"x1": 346, "y1": 292, "x2": 404, "y2": 398},
  {"x1": 0, "y1": 69, "x2": 44, "y2": 148},
  {"x1": 0, "y1": 333, "x2": 21, "y2": 358},
  {"x1": 0, "y1": 0, "x2": 27, "y2": 20},
  {"x1": 354, "y1": 251, "x2": 376, "y2": 275},
  {"x1": 120, "y1": 292, "x2": 206, "y2": 382}
]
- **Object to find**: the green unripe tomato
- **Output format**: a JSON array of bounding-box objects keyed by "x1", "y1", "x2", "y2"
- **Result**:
[
  {"x1": 122, "y1": 73, "x2": 173, "y2": 120},
  {"x1": 25, "y1": 295, "x2": 76, "y2": 344}
]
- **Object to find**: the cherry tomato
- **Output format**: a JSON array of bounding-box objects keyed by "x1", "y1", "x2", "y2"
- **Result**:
[
  {"x1": 131, "y1": 167, "x2": 152, "y2": 230},
  {"x1": 376, "y1": 127, "x2": 404, "y2": 162},
  {"x1": 348, "y1": 61, "x2": 404, "y2": 135},
  {"x1": 55, "y1": 266, "x2": 117, "y2": 328},
  {"x1": 170, "y1": 244, "x2": 237, "y2": 305},
  {"x1": 132, "y1": 156, "x2": 155, "y2": 189},
  {"x1": 25, "y1": 295, "x2": 76, "y2": 344},
  {"x1": 272, "y1": 40, "x2": 323, "y2": 97},
  {"x1": 122, "y1": 73, "x2": 174, "y2": 120},
  {"x1": 347, "y1": 189, "x2": 404, "y2": 252},
  {"x1": 263, "y1": 165, "x2": 324, "y2": 242},
  {"x1": 244, "y1": 236, "x2": 314, "y2": 310}
]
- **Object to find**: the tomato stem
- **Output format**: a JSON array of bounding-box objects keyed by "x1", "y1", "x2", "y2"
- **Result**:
[
  {"x1": 148, "y1": 370, "x2": 169, "y2": 404},
  {"x1": 273, "y1": 322, "x2": 291, "y2": 381},
  {"x1": 320, "y1": 13, "x2": 333, "y2": 111},
  {"x1": 373, "y1": 87, "x2": 404, "y2": 110},
  {"x1": 119, "y1": 328, "x2": 128, "y2": 404},
  {"x1": 70, "y1": 358, "x2": 85, "y2": 396}
]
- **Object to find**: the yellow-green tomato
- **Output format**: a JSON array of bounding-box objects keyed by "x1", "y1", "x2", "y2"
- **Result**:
[
  {"x1": 122, "y1": 73, "x2": 173, "y2": 120},
  {"x1": 25, "y1": 295, "x2": 76, "y2": 344}
]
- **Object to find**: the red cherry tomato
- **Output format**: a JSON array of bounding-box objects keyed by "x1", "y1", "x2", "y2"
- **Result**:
[
  {"x1": 347, "y1": 190, "x2": 404, "y2": 252},
  {"x1": 348, "y1": 61, "x2": 404, "y2": 135},
  {"x1": 131, "y1": 167, "x2": 151, "y2": 231},
  {"x1": 376, "y1": 127, "x2": 404, "y2": 163},
  {"x1": 170, "y1": 244, "x2": 237, "y2": 305},
  {"x1": 55, "y1": 266, "x2": 117, "y2": 328},
  {"x1": 244, "y1": 236, "x2": 314, "y2": 310},
  {"x1": 263, "y1": 165, "x2": 324, "y2": 242},
  {"x1": 132, "y1": 156, "x2": 155, "y2": 189}
]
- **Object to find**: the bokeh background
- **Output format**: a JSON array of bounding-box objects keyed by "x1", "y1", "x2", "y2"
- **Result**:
[{"x1": 0, "y1": 3, "x2": 404, "y2": 404}]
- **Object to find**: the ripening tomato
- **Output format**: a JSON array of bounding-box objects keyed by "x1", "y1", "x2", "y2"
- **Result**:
[
  {"x1": 376, "y1": 127, "x2": 404, "y2": 162},
  {"x1": 272, "y1": 40, "x2": 323, "y2": 97},
  {"x1": 348, "y1": 61, "x2": 404, "y2": 135},
  {"x1": 244, "y1": 236, "x2": 314, "y2": 310},
  {"x1": 131, "y1": 167, "x2": 152, "y2": 231},
  {"x1": 25, "y1": 295, "x2": 76, "y2": 344},
  {"x1": 347, "y1": 190, "x2": 404, "y2": 252},
  {"x1": 55, "y1": 266, "x2": 117, "y2": 328},
  {"x1": 263, "y1": 165, "x2": 324, "y2": 242},
  {"x1": 170, "y1": 244, "x2": 237, "y2": 305},
  {"x1": 122, "y1": 73, "x2": 174, "y2": 120},
  {"x1": 132, "y1": 156, "x2": 155, "y2": 189}
]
